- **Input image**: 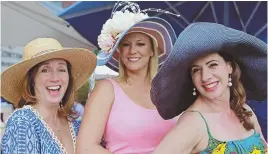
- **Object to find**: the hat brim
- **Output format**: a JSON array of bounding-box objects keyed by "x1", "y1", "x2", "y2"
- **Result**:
[
  {"x1": 151, "y1": 22, "x2": 267, "y2": 120},
  {"x1": 97, "y1": 17, "x2": 177, "y2": 72},
  {"x1": 1, "y1": 48, "x2": 96, "y2": 106}
]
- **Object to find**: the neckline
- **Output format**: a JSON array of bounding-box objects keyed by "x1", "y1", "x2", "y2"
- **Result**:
[
  {"x1": 114, "y1": 80, "x2": 158, "y2": 112},
  {"x1": 25, "y1": 105, "x2": 76, "y2": 154},
  {"x1": 187, "y1": 110, "x2": 259, "y2": 143},
  {"x1": 209, "y1": 130, "x2": 258, "y2": 143},
  {"x1": 199, "y1": 130, "x2": 261, "y2": 153}
]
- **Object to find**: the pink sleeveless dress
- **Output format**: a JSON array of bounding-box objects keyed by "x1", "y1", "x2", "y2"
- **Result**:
[{"x1": 104, "y1": 79, "x2": 177, "y2": 154}]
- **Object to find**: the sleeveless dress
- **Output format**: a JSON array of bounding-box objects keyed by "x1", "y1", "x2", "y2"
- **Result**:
[
  {"x1": 187, "y1": 111, "x2": 267, "y2": 154},
  {"x1": 104, "y1": 79, "x2": 177, "y2": 154}
]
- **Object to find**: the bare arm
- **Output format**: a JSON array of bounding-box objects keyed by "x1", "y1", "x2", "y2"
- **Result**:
[
  {"x1": 153, "y1": 112, "x2": 206, "y2": 154},
  {"x1": 244, "y1": 104, "x2": 267, "y2": 144},
  {"x1": 76, "y1": 80, "x2": 114, "y2": 154}
]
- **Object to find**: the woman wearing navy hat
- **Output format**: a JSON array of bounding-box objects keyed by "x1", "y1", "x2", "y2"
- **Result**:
[{"x1": 151, "y1": 22, "x2": 267, "y2": 153}]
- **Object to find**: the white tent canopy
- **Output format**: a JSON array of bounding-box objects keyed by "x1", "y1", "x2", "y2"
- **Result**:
[
  {"x1": 94, "y1": 66, "x2": 118, "y2": 80},
  {"x1": 1, "y1": 1, "x2": 118, "y2": 79},
  {"x1": 2, "y1": 1, "x2": 94, "y2": 48}
]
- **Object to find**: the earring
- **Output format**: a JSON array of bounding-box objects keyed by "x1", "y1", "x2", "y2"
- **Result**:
[
  {"x1": 228, "y1": 74, "x2": 232, "y2": 87},
  {"x1": 193, "y1": 88, "x2": 197, "y2": 96},
  {"x1": 31, "y1": 81, "x2": 35, "y2": 87},
  {"x1": 59, "y1": 101, "x2": 63, "y2": 108}
]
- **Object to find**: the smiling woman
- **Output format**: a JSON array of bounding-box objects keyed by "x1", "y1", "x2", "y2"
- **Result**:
[
  {"x1": 75, "y1": 2, "x2": 179, "y2": 154},
  {"x1": 19, "y1": 59, "x2": 74, "y2": 117},
  {"x1": 151, "y1": 22, "x2": 267, "y2": 154},
  {"x1": 1, "y1": 38, "x2": 97, "y2": 154},
  {"x1": 117, "y1": 32, "x2": 157, "y2": 82}
]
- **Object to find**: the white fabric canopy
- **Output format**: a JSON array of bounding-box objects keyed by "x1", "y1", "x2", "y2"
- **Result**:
[
  {"x1": 2, "y1": 1, "x2": 94, "y2": 48},
  {"x1": 1, "y1": 1, "x2": 118, "y2": 79}
]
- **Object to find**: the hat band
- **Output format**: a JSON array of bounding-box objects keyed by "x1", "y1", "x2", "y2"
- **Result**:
[{"x1": 31, "y1": 49, "x2": 58, "y2": 58}]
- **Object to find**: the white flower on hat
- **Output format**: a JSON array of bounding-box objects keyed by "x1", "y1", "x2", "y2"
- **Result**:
[
  {"x1": 97, "y1": 33, "x2": 115, "y2": 52},
  {"x1": 98, "y1": 10, "x2": 149, "y2": 53},
  {"x1": 133, "y1": 12, "x2": 149, "y2": 22}
]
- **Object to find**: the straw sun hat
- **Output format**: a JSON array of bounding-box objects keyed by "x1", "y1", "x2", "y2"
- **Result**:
[{"x1": 1, "y1": 38, "x2": 97, "y2": 106}]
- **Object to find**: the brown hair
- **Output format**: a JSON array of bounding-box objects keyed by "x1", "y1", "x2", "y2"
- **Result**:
[
  {"x1": 18, "y1": 60, "x2": 77, "y2": 120},
  {"x1": 218, "y1": 52, "x2": 253, "y2": 130}
]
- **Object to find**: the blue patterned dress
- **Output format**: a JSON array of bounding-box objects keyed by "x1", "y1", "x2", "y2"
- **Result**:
[{"x1": 1, "y1": 105, "x2": 81, "y2": 154}]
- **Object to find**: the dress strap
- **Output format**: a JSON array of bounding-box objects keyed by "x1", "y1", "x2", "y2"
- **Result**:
[{"x1": 185, "y1": 110, "x2": 212, "y2": 137}]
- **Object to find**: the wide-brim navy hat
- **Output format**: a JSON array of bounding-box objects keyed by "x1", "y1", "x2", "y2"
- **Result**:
[
  {"x1": 97, "y1": 17, "x2": 177, "y2": 72},
  {"x1": 151, "y1": 22, "x2": 267, "y2": 120}
]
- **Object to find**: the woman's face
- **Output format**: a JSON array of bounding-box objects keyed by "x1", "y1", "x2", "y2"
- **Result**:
[
  {"x1": 190, "y1": 53, "x2": 233, "y2": 100},
  {"x1": 33, "y1": 58, "x2": 69, "y2": 105},
  {"x1": 119, "y1": 32, "x2": 154, "y2": 72}
]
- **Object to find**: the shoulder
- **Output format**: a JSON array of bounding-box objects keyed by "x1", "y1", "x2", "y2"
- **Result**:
[
  {"x1": 170, "y1": 111, "x2": 207, "y2": 138},
  {"x1": 6, "y1": 106, "x2": 35, "y2": 126},
  {"x1": 153, "y1": 111, "x2": 206, "y2": 154},
  {"x1": 2, "y1": 106, "x2": 38, "y2": 152},
  {"x1": 175, "y1": 111, "x2": 208, "y2": 139},
  {"x1": 243, "y1": 103, "x2": 262, "y2": 129},
  {"x1": 243, "y1": 103, "x2": 257, "y2": 121},
  {"x1": 87, "y1": 79, "x2": 115, "y2": 105},
  {"x1": 177, "y1": 111, "x2": 205, "y2": 125},
  {"x1": 96, "y1": 79, "x2": 113, "y2": 88},
  {"x1": 243, "y1": 103, "x2": 253, "y2": 111},
  {"x1": 176, "y1": 111, "x2": 209, "y2": 143},
  {"x1": 91, "y1": 79, "x2": 115, "y2": 95},
  {"x1": 8, "y1": 105, "x2": 33, "y2": 117}
]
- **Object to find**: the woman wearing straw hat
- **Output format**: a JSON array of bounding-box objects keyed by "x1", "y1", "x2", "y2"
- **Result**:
[
  {"x1": 151, "y1": 22, "x2": 267, "y2": 153},
  {"x1": 1, "y1": 38, "x2": 96, "y2": 154},
  {"x1": 76, "y1": 2, "x2": 180, "y2": 154}
]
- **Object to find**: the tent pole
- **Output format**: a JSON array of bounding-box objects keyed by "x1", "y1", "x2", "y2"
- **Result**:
[{"x1": 224, "y1": 1, "x2": 229, "y2": 26}]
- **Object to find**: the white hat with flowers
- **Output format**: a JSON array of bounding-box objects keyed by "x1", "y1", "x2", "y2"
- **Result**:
[{"x1": 96, "y1": 1, "x2": 179, "y2": 72}]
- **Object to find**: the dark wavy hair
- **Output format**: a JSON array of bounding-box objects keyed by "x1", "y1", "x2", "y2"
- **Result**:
[{"x1": 218, "y1": 51, "x2": 253, "y2": 130}]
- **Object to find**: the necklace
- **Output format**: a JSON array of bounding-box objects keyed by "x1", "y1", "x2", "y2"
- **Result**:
[
  {"x1": 56, "y1": 117, "x2": 60, "y2": 131},
  {"x1": 26, "y1": 106, "x2": 75, "y2": 154},
  {"x1": 126, "y1": 79, "x2": 148, "y2": 92},
  {"x1": 55, "y1": 110, "x2": 60, "y2": 131}
]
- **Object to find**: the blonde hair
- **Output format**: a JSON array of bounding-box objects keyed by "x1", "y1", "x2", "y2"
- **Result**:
[
  {"x1": 116, "y1": 34, "x2": 159, "y2": 82},
  {"x1": 18, "y1": 61, "x2": 77, "y2": 120}
]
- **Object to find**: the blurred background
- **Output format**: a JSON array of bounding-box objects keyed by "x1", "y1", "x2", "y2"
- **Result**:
[{"x1": 1, "y1": 1, "x2": 267, "y2": 141}]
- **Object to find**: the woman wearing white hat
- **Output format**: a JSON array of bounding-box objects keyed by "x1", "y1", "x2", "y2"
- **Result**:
[
  {"x1": 76, "y1": 2, "x2": 180, "y2": 154},
  {"x1": 1, "y1": 38, "x2": 96, "y2": 154}
]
